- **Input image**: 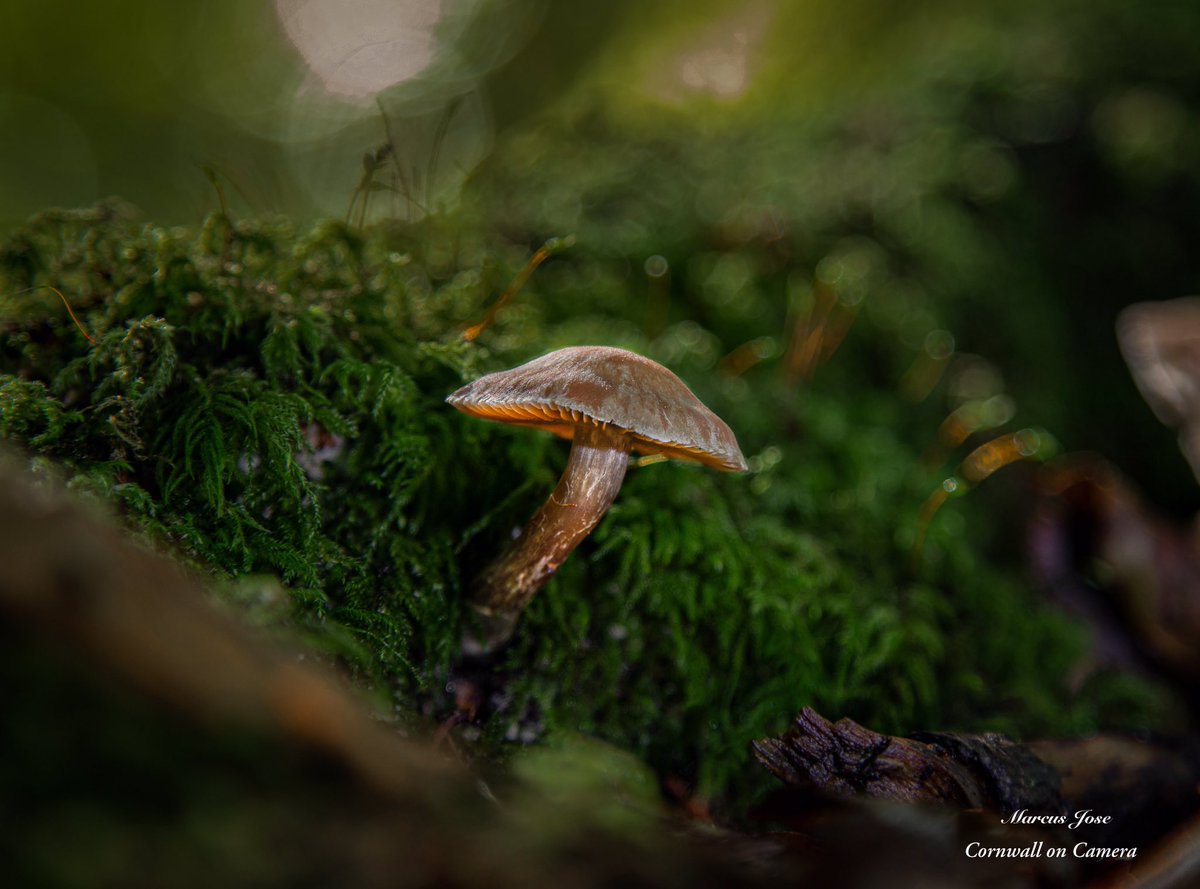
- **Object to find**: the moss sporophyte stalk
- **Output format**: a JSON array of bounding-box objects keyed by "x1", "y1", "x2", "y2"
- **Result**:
[{"x1": 447, "y1": 346, "x2": 747, "y2": 654}]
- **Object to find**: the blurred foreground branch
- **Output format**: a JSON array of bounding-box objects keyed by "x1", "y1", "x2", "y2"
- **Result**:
[{"x1": 0, "y1": 452, "x2": 778, "y2": 888}]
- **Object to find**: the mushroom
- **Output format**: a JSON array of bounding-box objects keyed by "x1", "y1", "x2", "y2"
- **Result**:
[{"x1": 447, "y1": 346, "x2": 747, "y2": 653}]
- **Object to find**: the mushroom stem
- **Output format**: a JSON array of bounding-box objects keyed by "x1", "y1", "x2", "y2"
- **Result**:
[{"x1": 465, "y1": 423, "x2": 631, "y2": 654}]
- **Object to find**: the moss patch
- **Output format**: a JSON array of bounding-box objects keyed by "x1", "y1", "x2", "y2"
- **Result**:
[{"x1": 0, "y1": 195, "x2": 1176, "y2": 813}]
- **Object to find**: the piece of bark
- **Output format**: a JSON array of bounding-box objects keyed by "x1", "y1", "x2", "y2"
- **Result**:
[
  {"x1": 754, "y1": 708, "x2": 1200, "y2": 868},
  {"x1": 752, "y1": 707, "x2": 1062, "y2": 812}
]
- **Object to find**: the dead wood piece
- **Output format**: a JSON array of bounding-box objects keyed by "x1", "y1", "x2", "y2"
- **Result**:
[
  {"x1": 752, "y1": 707, "x2": 1060, "y2": 811},
  {"x1": 755, "y1": 708, "x2": 1200, "y2": 884}
]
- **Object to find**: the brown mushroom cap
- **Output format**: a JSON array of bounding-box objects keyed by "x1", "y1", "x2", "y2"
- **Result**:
[{"x1": 447, "y1": 346, "x2": 748, "y2": 472}]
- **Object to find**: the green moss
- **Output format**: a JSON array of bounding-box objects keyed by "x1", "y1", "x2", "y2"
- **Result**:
[
  {"x1": 1, "y1": 199, "x2": 1175, "y2": 814},
  {"x1": 1, "y1": 205, "x2": 489, "y2": 686}
]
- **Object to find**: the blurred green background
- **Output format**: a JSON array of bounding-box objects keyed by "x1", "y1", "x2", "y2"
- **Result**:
[{"x1": 6, "y1": 0, "x2": 1200, "y2": 510}]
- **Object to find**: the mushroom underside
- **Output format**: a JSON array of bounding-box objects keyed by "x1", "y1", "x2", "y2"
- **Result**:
[{"x1": 453, "y1": 401, "x2": 735, "y2": 469}]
